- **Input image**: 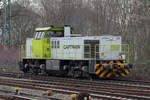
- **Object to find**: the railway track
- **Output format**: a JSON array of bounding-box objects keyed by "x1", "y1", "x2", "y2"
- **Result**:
[
  {"x1": 1, "y1": 71, "x2": 150, "y2": 89},
  {"x1": 0, "y1": 72, "x2": 150, "y2": 99},
  {"x1": 0, "y1": 72, "x2": 150, "y2": 85},
  {"x1": 0, "y1": 85, "x2": 61, "y2": 100}
]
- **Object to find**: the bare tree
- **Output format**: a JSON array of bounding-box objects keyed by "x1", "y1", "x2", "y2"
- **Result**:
[
  {"x1": 6, "y1": 0, "x2": 150, "y2": 67},
  {"x1": 11, "y1": 1, "x2": 40, "y2": 45}
]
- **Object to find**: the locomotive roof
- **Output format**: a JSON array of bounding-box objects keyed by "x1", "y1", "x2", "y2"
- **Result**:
[{"x1": 35, "y1": 27, "x2": 66, "y2": 31}]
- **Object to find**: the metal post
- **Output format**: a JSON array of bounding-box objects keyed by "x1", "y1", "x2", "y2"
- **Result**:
[{"x1": 1, "y1": 0, "x2": 11, "y2": 45}]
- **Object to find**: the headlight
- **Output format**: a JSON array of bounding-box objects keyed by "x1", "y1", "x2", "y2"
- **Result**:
[
  {"x1": 110, "y1": 37, "x2": 113, "y2": 40},
  {"x1": 121, "y1": 54, "x2": 125, "y2": 59}
]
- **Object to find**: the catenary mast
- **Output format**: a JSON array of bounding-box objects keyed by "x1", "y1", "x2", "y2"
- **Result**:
[{"x1": 1, "y1": 0, "x2": 11, "y2": 45}]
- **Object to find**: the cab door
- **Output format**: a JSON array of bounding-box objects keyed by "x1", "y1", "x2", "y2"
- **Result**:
[{"x1": 43, "y1": 38, "x2": 50, "y2": 58}]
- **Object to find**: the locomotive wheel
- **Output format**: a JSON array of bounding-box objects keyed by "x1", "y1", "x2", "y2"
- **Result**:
[
  {"x1": 40, "y1": 64, "x2": 46, "y2": 75},
  {"x1": 73, "y1": 69, "x2": 82, "y2": 78},
  {"x1": 23, "y1": 64, "x2": 29, "y2": 73}
]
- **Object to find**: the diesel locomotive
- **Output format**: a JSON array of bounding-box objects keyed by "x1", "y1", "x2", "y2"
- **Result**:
[{"x1": 19, "y1": 26, "x2": 132, "y2": 78}]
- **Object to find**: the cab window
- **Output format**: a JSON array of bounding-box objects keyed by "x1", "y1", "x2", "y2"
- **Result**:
[
  {"x1": 35, "y1": 32, "x2": 45, "y2": 39},
  {"x1": 45, "y1": 31, "x2": 64, "y2": 37}
]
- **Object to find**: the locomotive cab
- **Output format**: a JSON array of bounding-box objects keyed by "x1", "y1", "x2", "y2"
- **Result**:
[{"x1": 30, "y1": 26, "x2": 74, "y2": 59}]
